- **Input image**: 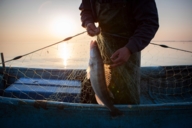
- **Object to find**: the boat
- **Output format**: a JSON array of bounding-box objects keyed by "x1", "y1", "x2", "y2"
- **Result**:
[{"x1": 0, "y1": 65, "x2": 192, "y2": 128}]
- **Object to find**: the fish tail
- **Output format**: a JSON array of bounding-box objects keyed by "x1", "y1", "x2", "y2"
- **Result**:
[{"x1": 110, "y1": 107, "x2": 123, "y2": 117}]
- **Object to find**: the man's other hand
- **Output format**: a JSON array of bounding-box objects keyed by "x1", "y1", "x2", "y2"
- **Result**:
[{"x1": 110, "y1": 47, "x2": 131, "y2": 68}]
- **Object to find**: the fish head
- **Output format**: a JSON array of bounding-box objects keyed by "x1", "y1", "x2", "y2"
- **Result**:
[
  {"x1": 90, "y1": 40, "x2": 97, "y2": 49},
  {"x1": 90, "y1": 40, "x2": 98, "y2": 58}
]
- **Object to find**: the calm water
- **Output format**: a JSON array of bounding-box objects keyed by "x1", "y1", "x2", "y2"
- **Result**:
[{"x1": 0, "y1": 36, "x2": 192, "y2": 69}]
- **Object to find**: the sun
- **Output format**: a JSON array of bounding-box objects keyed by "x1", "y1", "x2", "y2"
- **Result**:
[{"x1": 51, "y1": 17, "x2": 75, "y2": 37}]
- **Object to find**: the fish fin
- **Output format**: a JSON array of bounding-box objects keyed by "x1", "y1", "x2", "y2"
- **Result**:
[
  {"x1": 110, "y1": 107, "x2": 123, "y2": 118},
  {"x1": 95, "y1": 94, "x2": 104, "y2": 105},
  {"x1": 104, "y1": 64, "x2": 111, "y2": 87},
  {"x1": 104, "y1": 64, "x2": 114, "y2": 99}
]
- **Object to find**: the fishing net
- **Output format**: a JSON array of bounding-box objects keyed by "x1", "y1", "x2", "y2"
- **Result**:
[{"x1": 0, "y1": 32, "x2": 192, "y2": 105}]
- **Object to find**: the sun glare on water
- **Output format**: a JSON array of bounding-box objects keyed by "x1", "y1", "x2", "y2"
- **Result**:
[
  {"x1": 50, "y1": 17, "x2": 76, "y2": 68},
  {"x1": 58, "y1": 43, "x2": 71, "y2": 68}
]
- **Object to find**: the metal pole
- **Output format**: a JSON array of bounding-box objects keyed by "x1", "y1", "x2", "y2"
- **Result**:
[
  {"x1": 0, "y1": 53, "x2": 7, "y2": 89},
  {"x1": 1, "y1": 53, "x2": 5, "y2": 70}
]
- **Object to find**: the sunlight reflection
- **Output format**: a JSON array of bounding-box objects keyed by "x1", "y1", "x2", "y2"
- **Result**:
[{"x1": 58, "y1": 42, "x2": 71, "y2": 68}]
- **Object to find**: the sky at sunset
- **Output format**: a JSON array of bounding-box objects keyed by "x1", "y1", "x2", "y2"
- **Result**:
[{"x1": 0, "y1": 0, "x2": 192, "y2": 43}]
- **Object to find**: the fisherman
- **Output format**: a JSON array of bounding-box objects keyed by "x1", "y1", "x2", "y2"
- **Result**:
[{"x1": 79, "y1": 0, "x2": 159, "y2": 104}]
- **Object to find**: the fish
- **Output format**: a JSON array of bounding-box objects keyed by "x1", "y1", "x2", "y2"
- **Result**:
[{"x1": 87, "y1": 40, "x2": 123, "y2": 117}]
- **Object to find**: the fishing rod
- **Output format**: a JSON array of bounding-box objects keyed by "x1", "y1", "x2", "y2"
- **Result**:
[{"x1": 1, "y1": 31, "x2": 192, "y2": 64}]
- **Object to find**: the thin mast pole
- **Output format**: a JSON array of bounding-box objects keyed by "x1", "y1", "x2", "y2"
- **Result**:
[{"x1": 1, "y1": 53, "x2": 5, "y2": 70}]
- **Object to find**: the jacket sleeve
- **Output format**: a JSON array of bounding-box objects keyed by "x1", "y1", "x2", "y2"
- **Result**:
[
  {"x1": 126, "y1": 0, "x2": 159, "y2": 53},
  {"x1": 79, "y1": 0, "x2": 95, "y2": 28}
]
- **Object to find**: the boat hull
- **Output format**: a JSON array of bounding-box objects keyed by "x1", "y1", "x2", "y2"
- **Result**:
[
  {"x1": 0, "y1": 96, "x2": 192, "y2": 128},
  {"x1": 0, "y1": 66, "x2": 192, "y2": 127}
]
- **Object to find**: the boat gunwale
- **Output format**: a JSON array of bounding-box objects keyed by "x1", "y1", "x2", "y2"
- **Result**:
[{"x1": 1, "y1": 96, "x2": 192, "y2": 111}]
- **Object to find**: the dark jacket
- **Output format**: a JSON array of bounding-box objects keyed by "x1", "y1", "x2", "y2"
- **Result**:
[{"x1": 79, "y1": 0, "x2": 159, "y2": 53}]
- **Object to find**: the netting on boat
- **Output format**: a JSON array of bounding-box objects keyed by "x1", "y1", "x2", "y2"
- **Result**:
[{"x1": 0, "y1": 33, "x2": 192, "y2": 105}]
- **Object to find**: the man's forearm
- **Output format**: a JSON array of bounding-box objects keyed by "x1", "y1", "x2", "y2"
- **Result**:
[
  {"x1": 79, "y1": 1, "x2": 95, "y2": 27},
  {"x1": 80, "y1": 10, "x2": 95, "y2": 28}
]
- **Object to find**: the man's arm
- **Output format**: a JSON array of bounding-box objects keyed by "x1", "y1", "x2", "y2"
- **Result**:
[
  {"x1": 79, "y1": 0, "x2": 94, "y2": 27},
  {"x1": 126, "y1": 0, "x2": 159, "y2": 54},
  {"x1": 111, "y1": 0, "x2": 159, "y2": 68},
  {"x1": 79, "y1": 0, "x2": 100, "y2": 36}
]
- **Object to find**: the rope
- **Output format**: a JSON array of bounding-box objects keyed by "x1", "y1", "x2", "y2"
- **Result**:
[
  {"x1": 1, "y1": 31, "x2": 192, "y2": 64},
  {"x1": 102, "y1": 32, "x2": 192, "y2": 53},
  {"x1": 0, "y1": 31, "x2": 86, "y2": 64},
  {"x1": 150, "y1": 43, "x2": 192, "y2": 53}
]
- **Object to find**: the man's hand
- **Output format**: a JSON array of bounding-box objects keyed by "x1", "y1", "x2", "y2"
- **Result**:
[
  {"x1": 86, "y1": 23, "x2": 100, "y2": 36},
  {"x1": 110, "y1": 47, "x2": 131, "y2": 68}
]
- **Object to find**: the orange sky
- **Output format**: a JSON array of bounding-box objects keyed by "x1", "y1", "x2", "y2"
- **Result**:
[{"x1": 0, "y1": 0, "x2": 192, "y2": 43}]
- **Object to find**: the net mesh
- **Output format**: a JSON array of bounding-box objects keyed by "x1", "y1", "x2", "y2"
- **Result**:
[{"x1": 0, "y1": 33, "x2": 192, "y2": 105}]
